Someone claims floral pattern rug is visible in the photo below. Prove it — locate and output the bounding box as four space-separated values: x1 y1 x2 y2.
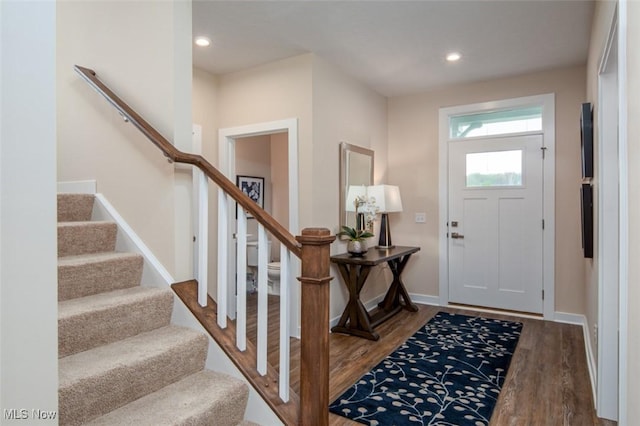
329 312 522 425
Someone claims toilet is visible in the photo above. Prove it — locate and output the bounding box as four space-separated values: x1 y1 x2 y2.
246 241 280 295
267 262 280 295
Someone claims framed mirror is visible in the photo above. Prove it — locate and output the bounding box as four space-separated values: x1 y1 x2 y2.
339 142 374 231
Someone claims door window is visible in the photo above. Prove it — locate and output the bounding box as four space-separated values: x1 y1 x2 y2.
465 149 523 187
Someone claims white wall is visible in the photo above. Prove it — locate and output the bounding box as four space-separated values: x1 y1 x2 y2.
56 1 193 276
1 1 59 420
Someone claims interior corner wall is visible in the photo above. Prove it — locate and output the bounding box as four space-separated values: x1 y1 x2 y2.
387 66 587 315
56 1 186 274
310 56 388 321
193 67 220 296
172 0 194 282
1 0 59 416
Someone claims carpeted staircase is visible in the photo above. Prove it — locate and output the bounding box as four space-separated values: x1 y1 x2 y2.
57 193 252 426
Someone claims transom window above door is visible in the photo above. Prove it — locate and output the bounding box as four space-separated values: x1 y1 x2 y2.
450 105 542 139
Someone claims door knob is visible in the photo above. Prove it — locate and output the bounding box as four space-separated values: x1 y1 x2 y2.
451 232 464 239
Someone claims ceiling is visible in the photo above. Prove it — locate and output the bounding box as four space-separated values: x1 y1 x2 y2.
192 1 595 97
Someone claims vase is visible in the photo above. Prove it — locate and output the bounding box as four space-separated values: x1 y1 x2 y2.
347 240 367 257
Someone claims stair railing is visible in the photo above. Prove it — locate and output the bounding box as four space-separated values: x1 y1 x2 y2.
75 65 335 426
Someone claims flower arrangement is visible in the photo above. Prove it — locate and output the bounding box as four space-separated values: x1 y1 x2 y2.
337 225 374 242
339 193 379 256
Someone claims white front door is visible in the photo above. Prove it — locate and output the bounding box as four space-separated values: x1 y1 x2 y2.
448 134 544 313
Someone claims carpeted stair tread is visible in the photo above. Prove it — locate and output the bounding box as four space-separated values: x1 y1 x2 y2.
59 325 208 426
58 251 143 301
59 287 174 358
58 193 95 222
58 221 117 257
85 370 249 426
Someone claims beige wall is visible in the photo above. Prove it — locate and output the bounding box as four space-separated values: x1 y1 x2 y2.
625 0 640 420
234 133 290 261
193 68 221 294
218 54 314 231
210 54 388 322
270 132 290 261
57 1 192 274
236 135 273 242
388 66 587 314
311 56 389 320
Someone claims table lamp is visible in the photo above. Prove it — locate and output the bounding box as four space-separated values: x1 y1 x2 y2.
367 185 403 248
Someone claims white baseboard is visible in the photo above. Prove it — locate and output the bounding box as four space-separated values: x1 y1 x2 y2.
57 180 96 194
409 293 441 306
555 311 597 408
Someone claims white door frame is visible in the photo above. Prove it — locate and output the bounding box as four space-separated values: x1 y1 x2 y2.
616 1 629 423
596 7 620 420
438 93 556 319
219 118 300 338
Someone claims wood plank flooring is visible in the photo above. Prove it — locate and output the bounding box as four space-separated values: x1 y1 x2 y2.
245 293 616 426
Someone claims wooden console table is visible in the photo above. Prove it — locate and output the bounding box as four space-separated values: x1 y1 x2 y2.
330 246 420 340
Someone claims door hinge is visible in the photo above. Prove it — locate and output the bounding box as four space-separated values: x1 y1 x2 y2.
542 219 545 230
541 146 547 159
542 290 545 300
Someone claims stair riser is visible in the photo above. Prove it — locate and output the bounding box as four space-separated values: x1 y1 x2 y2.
58 222 117 257
58 255 143 301
57 194 95 222
59 292 173 358
59 334 208 426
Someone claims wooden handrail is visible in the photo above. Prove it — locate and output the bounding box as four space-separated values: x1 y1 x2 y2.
74 65 302 258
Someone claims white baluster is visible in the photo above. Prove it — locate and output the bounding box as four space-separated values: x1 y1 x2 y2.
197 170 208 307
236 207 247 352
279 245 290 402
217 190 228 328
257 224 268 375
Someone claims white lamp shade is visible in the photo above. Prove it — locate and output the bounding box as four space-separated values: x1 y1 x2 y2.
367 185 403 213
345 185 368 212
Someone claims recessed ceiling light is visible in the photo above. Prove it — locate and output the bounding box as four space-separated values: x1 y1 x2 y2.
446 52 462 62
195 36 211 47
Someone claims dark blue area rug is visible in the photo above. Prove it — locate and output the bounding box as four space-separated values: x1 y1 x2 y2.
329 312 522 425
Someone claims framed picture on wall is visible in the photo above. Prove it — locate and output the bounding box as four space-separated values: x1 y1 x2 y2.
581 183 593 258
580 102 594 179
236 175 265 218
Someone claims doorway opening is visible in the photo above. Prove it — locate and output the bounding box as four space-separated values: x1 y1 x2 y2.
218 119 300 338
438 94 556 319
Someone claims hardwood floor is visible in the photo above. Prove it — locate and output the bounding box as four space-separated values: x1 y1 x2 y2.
245 293 616 426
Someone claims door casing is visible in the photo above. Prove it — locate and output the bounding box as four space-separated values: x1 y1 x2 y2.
438 94 556 319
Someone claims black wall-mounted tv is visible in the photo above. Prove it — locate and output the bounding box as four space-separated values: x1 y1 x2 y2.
581 102 594 179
